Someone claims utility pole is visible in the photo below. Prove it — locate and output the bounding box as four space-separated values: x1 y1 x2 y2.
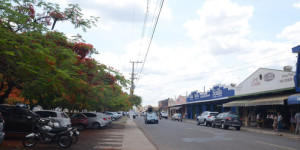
130 61 142 97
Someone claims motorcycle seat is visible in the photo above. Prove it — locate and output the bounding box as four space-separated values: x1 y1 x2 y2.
50 127 68 133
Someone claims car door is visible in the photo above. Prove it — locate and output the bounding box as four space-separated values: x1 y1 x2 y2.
214 114 223 126
200 112 207 123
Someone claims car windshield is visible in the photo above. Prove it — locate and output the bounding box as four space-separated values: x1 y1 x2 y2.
229 114 238 118
147 113 156 117
210 113 218 116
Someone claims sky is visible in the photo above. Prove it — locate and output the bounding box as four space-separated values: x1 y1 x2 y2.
49 0 300 107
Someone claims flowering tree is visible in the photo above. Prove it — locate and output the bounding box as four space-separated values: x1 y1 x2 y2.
0 0 98 33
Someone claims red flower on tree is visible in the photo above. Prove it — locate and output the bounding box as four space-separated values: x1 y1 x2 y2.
73 42 93 59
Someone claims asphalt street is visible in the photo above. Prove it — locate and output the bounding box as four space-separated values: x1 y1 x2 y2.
135 116 300 150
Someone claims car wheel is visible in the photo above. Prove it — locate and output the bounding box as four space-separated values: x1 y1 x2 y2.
221 122 225 129
236 127 241 131
77 124 85 131
197 120 200 125
92 122 100 129
212 122 215 128
204 120 207 126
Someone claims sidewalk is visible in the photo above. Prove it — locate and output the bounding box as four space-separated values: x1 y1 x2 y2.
122 117 157 150
183 119 300 139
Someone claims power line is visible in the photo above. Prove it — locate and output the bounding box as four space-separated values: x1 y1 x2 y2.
137 0 164 80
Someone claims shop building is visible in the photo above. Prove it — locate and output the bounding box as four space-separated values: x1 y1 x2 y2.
223 68 296 128
186 85 235 119
158 98 175 118
169 95 187 118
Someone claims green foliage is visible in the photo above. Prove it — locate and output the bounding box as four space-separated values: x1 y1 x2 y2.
0 0 138 112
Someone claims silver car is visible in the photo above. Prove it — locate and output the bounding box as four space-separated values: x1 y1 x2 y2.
34 110 71 127
0 113 5 144
197 111 218 126
82 112 109 129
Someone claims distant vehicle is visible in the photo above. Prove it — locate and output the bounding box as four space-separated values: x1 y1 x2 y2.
0 113 5 144
0 104 40 134
34 110 71 127
211 112 242 130
197 111 218 126
171 113 182 121
105 112 116 121
145 112 158 124
82 112 109 129
69 113 88 131
160 111 168 119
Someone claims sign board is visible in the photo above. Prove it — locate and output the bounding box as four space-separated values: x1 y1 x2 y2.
235 68 295 96
187 85 235 103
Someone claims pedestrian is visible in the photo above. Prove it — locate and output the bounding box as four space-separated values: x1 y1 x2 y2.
295 111 300 134
273 114 278 132
277 112 283 132
256 113 261 128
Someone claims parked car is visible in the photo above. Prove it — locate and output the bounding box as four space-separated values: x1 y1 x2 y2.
0 104 40 134
160 111 168 119
197 111 218 126
145 112 158 124
0 113 5 144
34 110 71 127
171 113 182 121
105 112 117 121
82 112 109 129
211 112 242 130
69 113 88 131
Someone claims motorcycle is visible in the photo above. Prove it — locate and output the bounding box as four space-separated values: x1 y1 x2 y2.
23 119 73 148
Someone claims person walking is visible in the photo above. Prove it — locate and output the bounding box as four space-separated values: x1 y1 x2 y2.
273 114 278 132
295 111 300 134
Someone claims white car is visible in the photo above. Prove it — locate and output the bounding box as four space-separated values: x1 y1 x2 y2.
34 110 71 127
197 111 219 126
82 112 109 129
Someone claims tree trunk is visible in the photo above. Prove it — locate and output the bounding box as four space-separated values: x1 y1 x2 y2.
0 79 15 104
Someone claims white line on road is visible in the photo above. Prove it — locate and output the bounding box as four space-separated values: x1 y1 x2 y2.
256 141 297 150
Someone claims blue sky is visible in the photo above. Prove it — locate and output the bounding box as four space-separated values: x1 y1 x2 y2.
50 0 300 107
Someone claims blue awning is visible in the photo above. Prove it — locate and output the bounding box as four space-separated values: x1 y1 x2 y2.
287 94 300 105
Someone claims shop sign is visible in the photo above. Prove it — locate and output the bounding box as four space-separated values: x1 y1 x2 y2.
264 73 275 81
187 85 235 102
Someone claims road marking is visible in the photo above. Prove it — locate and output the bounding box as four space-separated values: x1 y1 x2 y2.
256 141 297 150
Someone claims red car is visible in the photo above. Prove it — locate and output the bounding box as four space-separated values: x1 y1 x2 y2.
69 113 88 131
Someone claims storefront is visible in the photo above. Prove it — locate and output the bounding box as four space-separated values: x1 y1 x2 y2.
168 95 187 118
223 68 296 127
186 85 235 119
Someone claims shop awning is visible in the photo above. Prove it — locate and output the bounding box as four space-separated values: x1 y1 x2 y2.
245 95 289 106
287 94 300 105
222 100 252 107
170 106 182 110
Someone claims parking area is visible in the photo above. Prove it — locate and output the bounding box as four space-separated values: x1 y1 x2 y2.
0 119 126 150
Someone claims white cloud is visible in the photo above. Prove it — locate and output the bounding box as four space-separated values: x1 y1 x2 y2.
294 2 300 8
277 21 300 43
183 0 253 55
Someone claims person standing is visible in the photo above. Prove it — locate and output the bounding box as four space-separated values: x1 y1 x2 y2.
273 114 278 132
295 111 300 134
277 112 283 132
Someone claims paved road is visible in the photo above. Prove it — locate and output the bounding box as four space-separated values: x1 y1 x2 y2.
135 116 300 150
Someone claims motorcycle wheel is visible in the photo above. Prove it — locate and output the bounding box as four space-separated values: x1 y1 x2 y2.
23 136 38 147
57 135 72 148
72 133 78 144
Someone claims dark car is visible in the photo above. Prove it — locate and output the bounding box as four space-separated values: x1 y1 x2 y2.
69 113 88 131
211 112 242 130
0 104 40 134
